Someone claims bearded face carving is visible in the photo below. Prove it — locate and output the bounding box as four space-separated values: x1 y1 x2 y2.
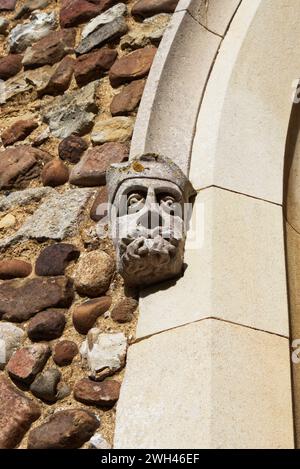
107 154 195 287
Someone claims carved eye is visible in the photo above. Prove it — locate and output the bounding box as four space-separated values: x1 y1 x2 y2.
159 194 181 216
127 192 145 214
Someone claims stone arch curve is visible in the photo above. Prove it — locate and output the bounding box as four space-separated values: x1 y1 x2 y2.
114 0 298 448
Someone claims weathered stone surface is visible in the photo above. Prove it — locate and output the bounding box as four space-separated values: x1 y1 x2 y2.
60 0 101 28
0 54 23 80
0 276 74 322
120 13 170 50
89 432 111 449
0 17 9 34
91 116 134 143
59 135 88 164
81 2 127 39
7 343 51 383
0 259 32 279
14 0 50 20
74 48 117 86
80 329 127 380
73 250 115 297
70 142 128 186
109 46 156 87
36 243 80 276
74 378 120 406
32 127 50 146
0 322 25 369
27 409 99 449
1 76 32 102
41 159 69 187
0 375 40 449
90 186 108 221
73 296 112 334
53 340 78 366
0 146 49 190
0 214 16 230
0 187 53 212
42 81 98 138
76 16 128 55
23 29 76 68
0 0 16 11
0 189 94 248
27 309 66 341
25 64 53 91
30 368 61 402
111 297 138 323
39 56 74 96
132 0 178 19
8 11 57 53
110 79 145 115
1 119 38 146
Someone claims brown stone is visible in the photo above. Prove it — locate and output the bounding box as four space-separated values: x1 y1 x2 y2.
90 186 108 222
60 0 101 28
0 276 74 322
73 296 112 334
41 159 69 187
74 48 117 86
39 56 75 96
1 119 38 147
70 142 128 186
0 375 40 449
109 46 156 87
23 29 76 68
132 0 178 19
27 409 99 449
0 0 16 10
0 146 50 190
73 250 115 297
111 79 145 115
58 135 88 164
0 259 32 279
74 378 120 407
111 297 138 323
27 309 66 341
7 343 51 384
53 340 78 366
0 54 22 80
35 243 80 276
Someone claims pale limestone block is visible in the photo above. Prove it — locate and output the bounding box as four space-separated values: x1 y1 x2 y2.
176 0 241 36
190 0 300 204
130 9 220 173
114 319 294 449
137 188 288 338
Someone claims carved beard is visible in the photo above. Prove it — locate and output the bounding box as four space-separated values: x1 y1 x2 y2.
118 229 184 286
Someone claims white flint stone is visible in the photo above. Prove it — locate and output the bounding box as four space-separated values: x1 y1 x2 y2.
89 433 111 449
0 323 25 369
82 3 127 39
8 11 57 53
80 329 127 380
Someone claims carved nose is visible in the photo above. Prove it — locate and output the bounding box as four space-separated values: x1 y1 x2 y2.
137 210 162 231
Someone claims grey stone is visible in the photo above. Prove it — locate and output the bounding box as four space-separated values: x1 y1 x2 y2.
81 3 127 39
8 11 57 53
106 154 195 286
14 0 50 20
0 187 54 212
42 81 98 138
76 16 128 55
0 323 25 369
30 368 61 402
0 17 8 35
80 329 127 380
120 13 170 50
89 433 111 449
0 189 94 249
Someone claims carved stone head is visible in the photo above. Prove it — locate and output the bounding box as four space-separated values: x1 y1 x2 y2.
106 154 196 287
